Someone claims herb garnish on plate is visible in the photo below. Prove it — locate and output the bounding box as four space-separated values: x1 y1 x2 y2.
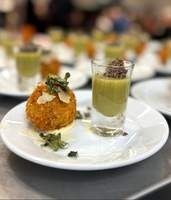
67 151 78 158
45 72 70 94
39 133 68 151
76 107 92 120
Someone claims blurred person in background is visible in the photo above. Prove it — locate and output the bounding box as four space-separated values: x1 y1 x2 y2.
25 0 49 32
96 4 131 33
25 0 100 31
47 0 113 30
0 0 15 28
158 6 171 38
123 0 171 39
1 0 170 39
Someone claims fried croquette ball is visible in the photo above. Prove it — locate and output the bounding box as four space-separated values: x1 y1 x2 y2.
26 83 76 131
41 58 60 80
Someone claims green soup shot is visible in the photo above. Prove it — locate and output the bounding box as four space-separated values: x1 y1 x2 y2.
93 75 130 117
91 59 134 136
15 43 41 91
16 44 40 77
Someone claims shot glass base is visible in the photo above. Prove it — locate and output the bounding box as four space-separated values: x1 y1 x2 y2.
91 126 124 137
17 75 39 91
91 108 125 137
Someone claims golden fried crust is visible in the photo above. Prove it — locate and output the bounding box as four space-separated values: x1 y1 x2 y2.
41 59 60 79
26 83 76 131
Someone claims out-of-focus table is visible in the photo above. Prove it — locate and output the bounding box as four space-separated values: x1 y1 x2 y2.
0 79 171 200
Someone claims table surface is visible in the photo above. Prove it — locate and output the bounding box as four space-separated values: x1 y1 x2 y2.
1 80 171 200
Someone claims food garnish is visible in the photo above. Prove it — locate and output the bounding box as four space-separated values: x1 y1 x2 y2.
76 110 83 119
58 87 70 103
87 106 91 110
39 132 68 151
84 112 91 118
123 132 128 136
76 107 91 120
20 43 39 52
45 72 71 103
37 92 56 104
46 72 70 94
104 59 127 79
109 59 124 67
67 151 78 158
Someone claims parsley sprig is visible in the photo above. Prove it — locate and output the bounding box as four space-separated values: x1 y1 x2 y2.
45 72 70 94
39 133 68 151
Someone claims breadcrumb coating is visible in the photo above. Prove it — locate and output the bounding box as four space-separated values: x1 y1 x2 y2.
26 83 76 131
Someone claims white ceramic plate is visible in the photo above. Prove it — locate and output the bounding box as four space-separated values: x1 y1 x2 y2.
53 43 75 64
132 65 155 82
131 78 171 116
146 41 161 53
0 90 169 170
156 60 171 75
33 34 52 50
0 67 88 97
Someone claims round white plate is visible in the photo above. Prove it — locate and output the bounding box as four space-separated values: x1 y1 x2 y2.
132 65 155 82
146 41 162 53
33 34 52 50
0 90 169 170
156 60 171 75
131 78 171 116
0 67 88 97
53 43 75 64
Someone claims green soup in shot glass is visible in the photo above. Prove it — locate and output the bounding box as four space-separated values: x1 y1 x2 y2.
91 59 134 136
15 43 41 91
105 43 126 60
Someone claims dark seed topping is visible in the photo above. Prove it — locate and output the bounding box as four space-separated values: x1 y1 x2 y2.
20 43 39 52
109 59 124 67
104 59 127 79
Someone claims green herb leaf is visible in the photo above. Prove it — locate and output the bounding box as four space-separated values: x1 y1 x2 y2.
45 72 70 94
67 151 78 158
123 132 128 136
39 133 68 151
75 110 83 119
64 72 70 80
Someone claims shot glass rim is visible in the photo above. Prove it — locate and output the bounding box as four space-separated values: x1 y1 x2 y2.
91 59 134 69
14 44 42 55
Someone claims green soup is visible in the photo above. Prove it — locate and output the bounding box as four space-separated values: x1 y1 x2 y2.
92 75 130 117
16 52 40 77
105 45 125 59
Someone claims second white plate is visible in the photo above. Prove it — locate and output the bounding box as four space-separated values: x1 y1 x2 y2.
131 78 171 116
0 66 88 97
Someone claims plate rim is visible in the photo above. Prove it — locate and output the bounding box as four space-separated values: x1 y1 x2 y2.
0 67 88 98
156 64 171 75
0 90 169 171
132 67 155 82
131 77 171 116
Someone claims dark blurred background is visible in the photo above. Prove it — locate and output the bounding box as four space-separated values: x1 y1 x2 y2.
0 0 170 39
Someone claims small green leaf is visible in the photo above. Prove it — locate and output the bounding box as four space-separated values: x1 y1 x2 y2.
39 132 68 151
45 72 70 94
67 151 78 158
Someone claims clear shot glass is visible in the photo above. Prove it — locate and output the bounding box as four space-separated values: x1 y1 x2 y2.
91 59 134 136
